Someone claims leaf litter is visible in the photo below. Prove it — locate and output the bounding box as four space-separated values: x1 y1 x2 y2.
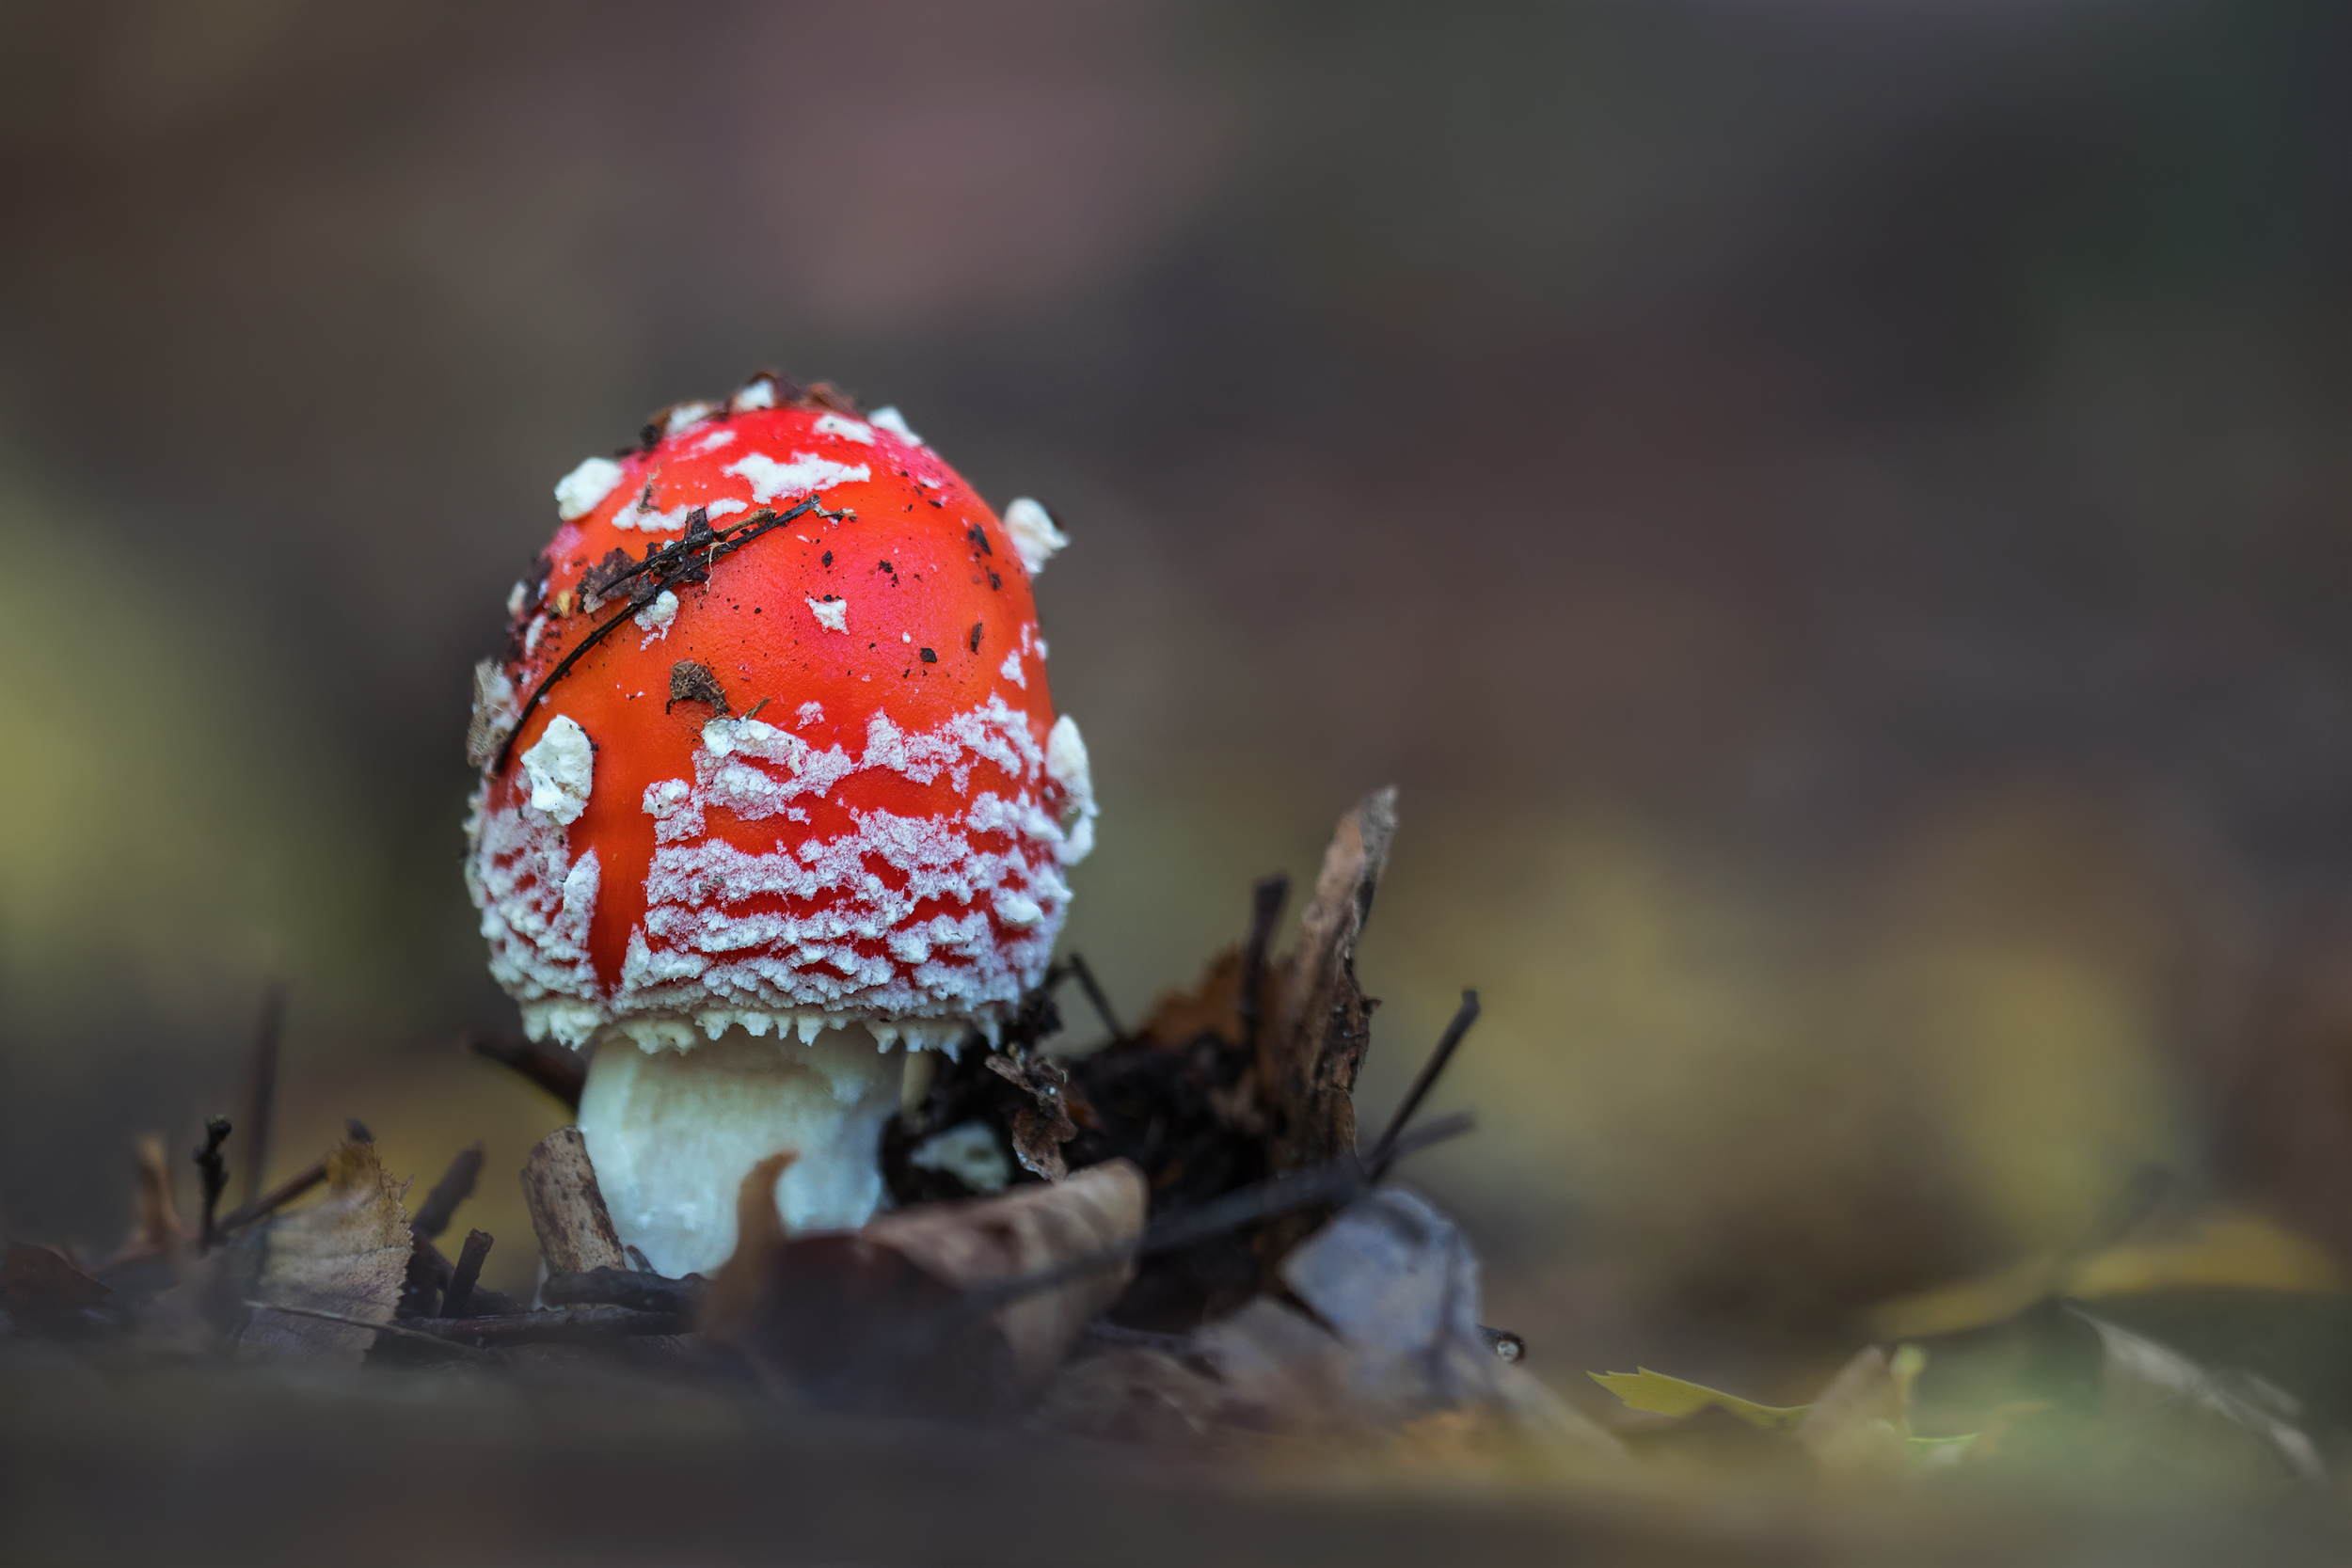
9 786 2352 1562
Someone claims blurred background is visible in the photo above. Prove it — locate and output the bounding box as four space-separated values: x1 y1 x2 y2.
3 0 2350 1381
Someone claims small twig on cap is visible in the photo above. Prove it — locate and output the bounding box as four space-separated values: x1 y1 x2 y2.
1363 990 1480 1179
412 1144 485 1242
1236 874 1290 1060
440 1230 494 1318
193 1117 231 1253
491 493 843 774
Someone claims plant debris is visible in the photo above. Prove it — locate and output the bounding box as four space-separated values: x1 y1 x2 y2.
12 779 2343 1557
665 658 730 714
520 1128 628 1277
220 1139 413 1363
490 491 849 774
708 1158 1147 1416
1 1240 114 1338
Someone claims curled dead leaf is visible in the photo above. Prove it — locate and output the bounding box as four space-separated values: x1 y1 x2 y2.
707 1158 1147 1415
1 1239 115 1338
985 1053 1078 1181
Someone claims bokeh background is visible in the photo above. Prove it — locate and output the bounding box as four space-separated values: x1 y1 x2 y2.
4 0 2350 1381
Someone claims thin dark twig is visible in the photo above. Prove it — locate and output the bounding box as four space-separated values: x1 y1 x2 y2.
1061 953 1125 1041
1236 874 1290 1058
407 1306 690 1347
241 983 285 1209
412 1144 485 1242
1364 989 1480 1177
215 1160 326 1235
543 1266 703 1316
243 1301 498 1363
193 1117 231 1253
491 494 841 773
1138 1112 1472 1262
441 1230 493 1318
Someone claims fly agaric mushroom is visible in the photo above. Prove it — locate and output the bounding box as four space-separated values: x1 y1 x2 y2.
465 375 1094 1276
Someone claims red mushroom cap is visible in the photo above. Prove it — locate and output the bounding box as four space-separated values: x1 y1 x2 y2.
465 381 1092 1051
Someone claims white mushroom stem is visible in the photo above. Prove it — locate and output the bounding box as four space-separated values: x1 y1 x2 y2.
576 1023 904 1278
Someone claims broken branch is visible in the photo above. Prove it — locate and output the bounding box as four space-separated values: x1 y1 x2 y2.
410 1305 689 1348
542 1267 703 1316
521 1128 628 1276
441 1229 493 1318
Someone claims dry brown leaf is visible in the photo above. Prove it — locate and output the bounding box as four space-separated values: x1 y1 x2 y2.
233 1139 413 1362
985 1053 1078 1180
1027 1346 1230 1447
1 1239 114 1338
1134 943 1251 1049
708 1159 1147 1415
1275 1184 1495 1418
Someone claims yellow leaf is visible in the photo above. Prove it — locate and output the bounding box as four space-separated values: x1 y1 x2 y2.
1867 1207 2344 1340
2070 1210 2344 1298
1864 1254 2059 1340
1588 1368 1808 1431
